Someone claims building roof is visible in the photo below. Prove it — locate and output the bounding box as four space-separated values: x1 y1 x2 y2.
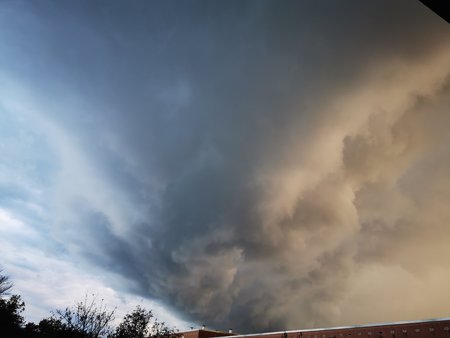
225 317 450 338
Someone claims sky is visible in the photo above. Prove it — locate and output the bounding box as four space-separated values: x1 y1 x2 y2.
1 0 450 334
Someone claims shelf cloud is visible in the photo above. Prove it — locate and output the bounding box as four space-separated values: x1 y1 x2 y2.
1 0 450 333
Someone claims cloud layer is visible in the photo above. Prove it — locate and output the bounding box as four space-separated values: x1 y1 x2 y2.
1 0 450 333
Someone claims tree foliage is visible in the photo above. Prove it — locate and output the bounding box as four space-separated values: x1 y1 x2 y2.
33 317 76 338
111 306 153 338
110 305 176 338
0 294 26 328
0 271 177 338
149 318 175 338
53 294 116 338
0 269 13 297
0 270 26 336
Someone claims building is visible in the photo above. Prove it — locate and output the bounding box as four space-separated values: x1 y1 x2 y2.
180 327 236 338
179 318 450 338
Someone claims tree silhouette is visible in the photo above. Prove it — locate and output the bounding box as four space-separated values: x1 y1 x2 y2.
0 294 26 335
149 318 175 338
111 306 153 338
51 294 116 338
110 306 176 338
0 270 13 296
0 271 177 338
0 270 26 336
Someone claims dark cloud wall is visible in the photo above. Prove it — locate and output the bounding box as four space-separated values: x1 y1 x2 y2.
1 0 450 333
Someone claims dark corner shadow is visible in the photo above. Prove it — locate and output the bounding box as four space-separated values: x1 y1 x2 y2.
419 0 450 23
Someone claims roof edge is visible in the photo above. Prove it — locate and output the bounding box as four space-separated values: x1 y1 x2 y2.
227 317 450 338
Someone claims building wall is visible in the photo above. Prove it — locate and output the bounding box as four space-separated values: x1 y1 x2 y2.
179 319 450 338
230 319 450 338
181 329 235 338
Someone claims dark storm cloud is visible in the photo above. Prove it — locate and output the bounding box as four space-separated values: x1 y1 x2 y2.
1 0 450 333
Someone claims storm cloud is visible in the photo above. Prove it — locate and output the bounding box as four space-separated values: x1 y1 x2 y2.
1 0 450 333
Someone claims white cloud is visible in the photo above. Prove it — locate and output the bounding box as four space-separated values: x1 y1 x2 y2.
0 207 191 329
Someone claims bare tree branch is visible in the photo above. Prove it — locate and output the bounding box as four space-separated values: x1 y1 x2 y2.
55 293 116 338
0 270 13 297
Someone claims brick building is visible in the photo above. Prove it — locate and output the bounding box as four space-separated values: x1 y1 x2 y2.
179 328 236 338
179 318 450 338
